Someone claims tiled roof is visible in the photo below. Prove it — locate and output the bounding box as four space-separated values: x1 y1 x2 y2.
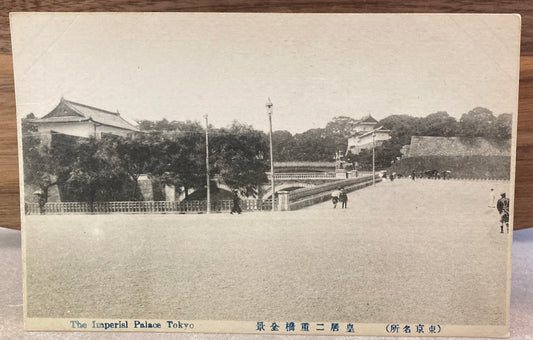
358 126 391 139
348 126 390 139
37 98 139 132
354 115 378 124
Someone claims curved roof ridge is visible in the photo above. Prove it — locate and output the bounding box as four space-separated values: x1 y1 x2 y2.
63 98 120 116
38 98 139 132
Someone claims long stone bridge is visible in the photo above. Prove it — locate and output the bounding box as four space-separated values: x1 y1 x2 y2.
168 161 371 201
260 161 372 199
155 161 374 202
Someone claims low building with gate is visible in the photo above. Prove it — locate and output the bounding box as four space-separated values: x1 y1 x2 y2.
28 97 139 142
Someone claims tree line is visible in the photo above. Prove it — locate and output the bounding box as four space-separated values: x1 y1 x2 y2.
272 107 512 170
349 107 512 170
23 106 512 204
23 119 268 204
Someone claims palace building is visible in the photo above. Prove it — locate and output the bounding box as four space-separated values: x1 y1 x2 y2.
346 115 391 155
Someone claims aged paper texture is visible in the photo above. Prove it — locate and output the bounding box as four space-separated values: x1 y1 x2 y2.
11 13 520 337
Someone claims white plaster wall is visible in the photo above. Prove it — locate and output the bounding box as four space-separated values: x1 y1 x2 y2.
96 125 133 138
347 132 391 154
37 121 95 138
358 132 390 145
357 124 374 132
37 122 133 139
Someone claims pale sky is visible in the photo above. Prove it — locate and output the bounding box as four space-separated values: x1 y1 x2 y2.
10 13 521 133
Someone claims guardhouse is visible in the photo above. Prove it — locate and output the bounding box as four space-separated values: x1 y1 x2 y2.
29 98 139 140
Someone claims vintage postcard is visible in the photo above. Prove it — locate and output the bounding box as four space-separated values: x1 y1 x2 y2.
11 13 520 336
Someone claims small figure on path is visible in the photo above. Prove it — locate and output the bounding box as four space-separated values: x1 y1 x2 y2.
411 170 416 181
488 188 496 208
331 187 341 208
230 190 242 214
339 188 348 209
35 191 46 215
496 193 510 234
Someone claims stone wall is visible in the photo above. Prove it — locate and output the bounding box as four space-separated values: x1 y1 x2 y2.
405 136 511 158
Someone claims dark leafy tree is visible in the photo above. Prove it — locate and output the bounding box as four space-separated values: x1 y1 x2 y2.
292 128 337 161
419 111 458 137
344 150 356 169
379 115 421 145
140 121 206 199
458 107 495 137
345 141 401 172
376 140 403 168
128 119 207 199
65 136 134 205
325 116 359 137
137 118 180 132
163 131 206 197
114 133 160 200
353 148 372 171
325 116 359 152
491 113 512 140
21 114 79 203
211 122 268 196
271 130 295 162
22 132 56 202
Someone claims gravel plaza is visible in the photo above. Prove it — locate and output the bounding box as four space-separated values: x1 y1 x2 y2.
24 179 511 326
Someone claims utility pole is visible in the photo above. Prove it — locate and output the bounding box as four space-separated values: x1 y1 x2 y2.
204 114 211 213
266 98 275 212
372 131 376 186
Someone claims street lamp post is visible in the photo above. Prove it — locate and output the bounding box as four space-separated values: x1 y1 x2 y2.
266 98 275 212
204 114 211 213
372 131 376 186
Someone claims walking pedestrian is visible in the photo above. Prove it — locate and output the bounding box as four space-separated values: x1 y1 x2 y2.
331 187 341 208
35 191 46 215
339 188 348 209
496 193 510 234
230 190 242 214
488 188 496 208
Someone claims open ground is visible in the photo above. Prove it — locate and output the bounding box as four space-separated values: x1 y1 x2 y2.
24 179 511 325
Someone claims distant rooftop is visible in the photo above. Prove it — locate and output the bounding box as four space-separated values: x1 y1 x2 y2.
354 115 378 125
357 126 391 139
35 98 139 132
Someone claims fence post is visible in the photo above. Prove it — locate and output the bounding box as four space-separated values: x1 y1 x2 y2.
278 191 290 211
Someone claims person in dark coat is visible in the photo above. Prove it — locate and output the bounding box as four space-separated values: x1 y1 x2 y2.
35 191 46 215
496 193 510 234
339 188 348 209
230 190 242 214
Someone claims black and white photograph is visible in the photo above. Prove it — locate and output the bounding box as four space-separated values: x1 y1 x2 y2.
10 13 520 336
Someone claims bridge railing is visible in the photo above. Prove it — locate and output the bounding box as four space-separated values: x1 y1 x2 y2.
24 198 278 215
357 171 374 177
289 175 377 201
274 161 336 168
285 175 381 210
267 172 337 180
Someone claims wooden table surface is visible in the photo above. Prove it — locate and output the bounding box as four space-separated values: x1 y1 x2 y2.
0 1 532 230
